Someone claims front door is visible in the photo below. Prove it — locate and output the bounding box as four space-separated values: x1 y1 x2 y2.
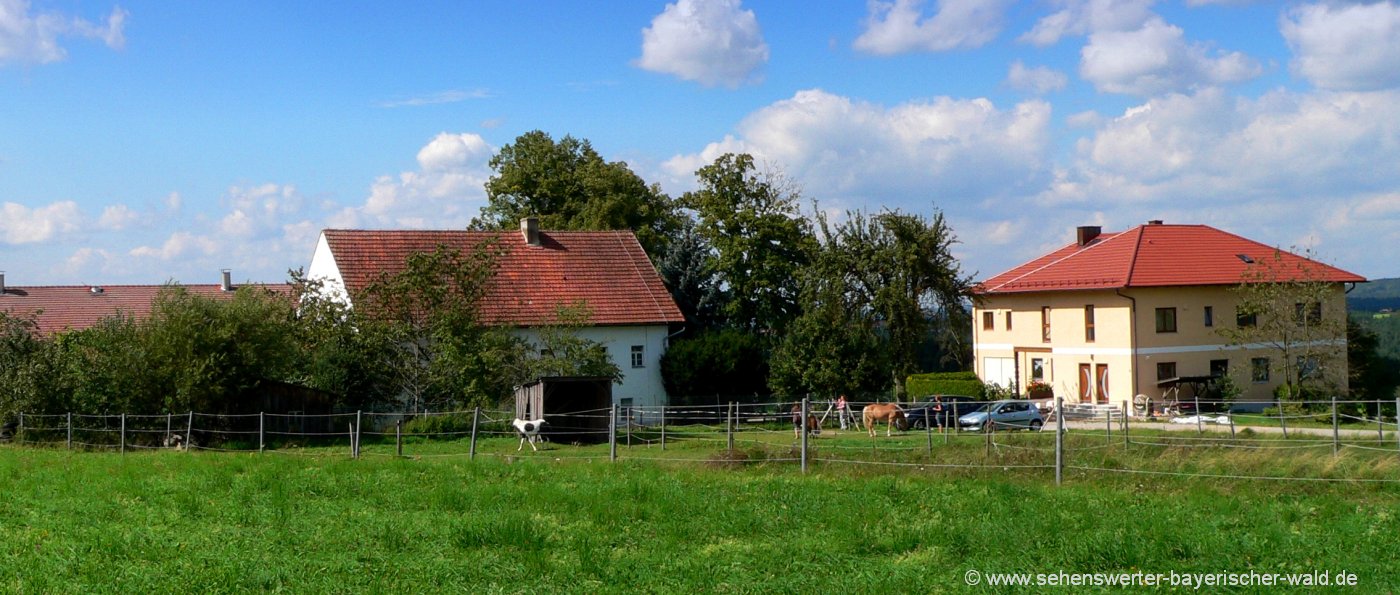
1095 364 1110 405
1079 364 1092 403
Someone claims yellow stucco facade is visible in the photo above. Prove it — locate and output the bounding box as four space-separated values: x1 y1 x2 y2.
972 284 1350 412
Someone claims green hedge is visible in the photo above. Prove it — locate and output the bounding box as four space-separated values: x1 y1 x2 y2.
906 371 985 399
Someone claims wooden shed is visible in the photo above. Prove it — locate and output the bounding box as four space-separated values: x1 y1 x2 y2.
514 376 613 443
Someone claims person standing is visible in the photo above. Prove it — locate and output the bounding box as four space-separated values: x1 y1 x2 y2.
836 395 850 430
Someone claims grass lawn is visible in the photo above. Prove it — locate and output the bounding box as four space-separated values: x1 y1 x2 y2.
3 437 1400 593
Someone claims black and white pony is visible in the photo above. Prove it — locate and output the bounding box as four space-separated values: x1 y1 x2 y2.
512 418 547 451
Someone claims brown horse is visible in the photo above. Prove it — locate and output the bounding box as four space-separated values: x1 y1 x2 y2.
791 405 820 438
862 403 908 437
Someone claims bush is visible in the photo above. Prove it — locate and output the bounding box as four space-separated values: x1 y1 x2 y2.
402 413 479 436
661 329 770 406
906 371 985 398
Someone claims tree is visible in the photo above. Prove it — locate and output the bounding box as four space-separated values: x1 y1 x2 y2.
1216 248 1350 403
655 218 726 331
659 329 770 405
795 209 974 400
361 241 507 412
476 130 680 258
1347 318 1400 408
0 311 59 421
522 303 622 383
682 154 816 333
288 269 395 409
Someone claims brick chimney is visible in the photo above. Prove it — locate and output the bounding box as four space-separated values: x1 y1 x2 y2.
521 217 541 246
1076 225 1102 246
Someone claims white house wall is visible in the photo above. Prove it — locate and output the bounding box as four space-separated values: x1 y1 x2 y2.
306 232 350 304
512 325 672 409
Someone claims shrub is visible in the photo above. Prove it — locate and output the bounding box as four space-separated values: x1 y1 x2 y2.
403 413 479 436
906 371 984 398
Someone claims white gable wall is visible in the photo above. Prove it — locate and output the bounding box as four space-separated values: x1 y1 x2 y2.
512 325 672 409
306 232 351 305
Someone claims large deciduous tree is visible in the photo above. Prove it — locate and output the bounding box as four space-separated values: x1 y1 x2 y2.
476 130 680 258
771 209 974 400
682 153 815 334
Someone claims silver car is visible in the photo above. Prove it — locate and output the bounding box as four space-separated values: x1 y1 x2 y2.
958 399 1044 432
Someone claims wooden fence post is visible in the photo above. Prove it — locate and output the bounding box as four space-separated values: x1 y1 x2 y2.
120 413 126 455
1278 400 1289 438
626 407 632 449
609 403 618 462
1194 396 1203 435
800 398 809 474
166 413 172 445
660 407 667 451
1122 402 1129 449
259 412 265 453
355 410 362 459
66 412 72 450
1054 396 1063 486
469 407 480 461
726 402 734 454
1332 397 1339 456
16 413 22 445
396 419 403 457
925 411 933 457
186 411 194 453
1377 400 1384 443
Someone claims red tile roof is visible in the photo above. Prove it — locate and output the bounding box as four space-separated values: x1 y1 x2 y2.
322 229 685 327
0 284 293 335
978 223 1365 294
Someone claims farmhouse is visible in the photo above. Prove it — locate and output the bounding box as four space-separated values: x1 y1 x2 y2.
972 221 1365 412
0 270 290 335
306 219 685 409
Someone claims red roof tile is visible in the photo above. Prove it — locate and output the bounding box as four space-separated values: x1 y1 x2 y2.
0 284 293 335
322 229 685 327
978 223 1365 294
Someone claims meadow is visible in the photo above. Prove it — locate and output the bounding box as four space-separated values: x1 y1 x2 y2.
3 425 1400 593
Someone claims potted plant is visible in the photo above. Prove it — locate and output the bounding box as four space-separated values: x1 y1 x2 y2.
1026 380 1053 399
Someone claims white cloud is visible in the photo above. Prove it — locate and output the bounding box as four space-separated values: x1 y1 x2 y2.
129 231 219 261
1080 18 1259 95
1281 2 1400 92
1019 0 1156 47
635 0 768 88
1032 88 1400 272
0 200 81 243
854 0 1011 55
665 89 1052 211
0 0 127 66
1006 61 1068 94
96 204 139 230
334 132 495 228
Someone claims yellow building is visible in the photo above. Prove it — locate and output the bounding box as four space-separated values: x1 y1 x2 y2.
972 222 1365 412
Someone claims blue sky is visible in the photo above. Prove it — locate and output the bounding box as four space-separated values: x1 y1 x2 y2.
3 0 1400 286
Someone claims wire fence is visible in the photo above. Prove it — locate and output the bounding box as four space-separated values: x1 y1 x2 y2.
7 397 1400 485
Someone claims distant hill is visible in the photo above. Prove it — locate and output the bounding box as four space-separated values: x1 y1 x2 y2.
1349 277 1400 313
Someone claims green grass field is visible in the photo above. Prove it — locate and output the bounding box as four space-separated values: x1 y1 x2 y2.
3 429 1400 593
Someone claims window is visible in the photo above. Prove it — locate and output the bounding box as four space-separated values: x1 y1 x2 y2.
983 311 995 331
1251 357 1270 383
1237 309 1257 328
1295 302 1323 327
1210 359 1229 377
1005 311 1012 331
1031 358 1045 382
1156 362 1177 381
1155 307 1177 333
1204 306 1214 328
630 345 645 368
1297 356 1321 380
1084 305 1096 342
1041 307 1051 342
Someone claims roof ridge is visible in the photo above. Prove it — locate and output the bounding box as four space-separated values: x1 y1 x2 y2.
985 229 1129 292
1124 225 1145 285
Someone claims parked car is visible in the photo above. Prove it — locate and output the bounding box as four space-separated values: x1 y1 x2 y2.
905 396 985 430
958 400 1044 432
